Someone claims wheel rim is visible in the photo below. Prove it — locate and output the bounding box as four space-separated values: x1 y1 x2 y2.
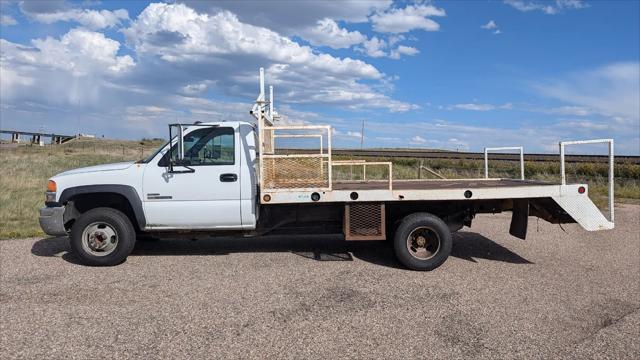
406 226 441 260
81 222 119 257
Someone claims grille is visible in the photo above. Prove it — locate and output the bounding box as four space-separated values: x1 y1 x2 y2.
262 156 329 189
344 203 386 240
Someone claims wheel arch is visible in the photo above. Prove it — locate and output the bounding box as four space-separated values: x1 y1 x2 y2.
59 185 146 230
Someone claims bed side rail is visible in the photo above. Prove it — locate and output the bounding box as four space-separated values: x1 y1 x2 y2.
484 146 525 180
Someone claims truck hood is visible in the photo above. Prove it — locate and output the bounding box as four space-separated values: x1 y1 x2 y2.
55 161 136 177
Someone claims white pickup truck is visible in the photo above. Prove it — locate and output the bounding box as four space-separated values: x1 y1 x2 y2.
39 69 615 270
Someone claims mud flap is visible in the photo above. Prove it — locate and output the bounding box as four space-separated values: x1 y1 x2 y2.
509 199 529 239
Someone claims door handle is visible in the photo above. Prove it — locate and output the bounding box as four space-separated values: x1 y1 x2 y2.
220 173 238 182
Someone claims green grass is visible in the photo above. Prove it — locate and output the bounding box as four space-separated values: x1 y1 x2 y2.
0 140 637 239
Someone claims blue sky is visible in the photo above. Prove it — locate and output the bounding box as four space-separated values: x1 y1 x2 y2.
1 0 638 154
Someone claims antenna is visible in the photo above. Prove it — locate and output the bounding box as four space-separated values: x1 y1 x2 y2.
269 85 274 119
259 67 265 103
250 67 280 125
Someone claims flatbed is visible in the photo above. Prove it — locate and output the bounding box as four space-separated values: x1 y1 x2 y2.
38 67 617 271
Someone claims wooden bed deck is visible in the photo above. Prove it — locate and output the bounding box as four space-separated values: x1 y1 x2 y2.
333 179 555 191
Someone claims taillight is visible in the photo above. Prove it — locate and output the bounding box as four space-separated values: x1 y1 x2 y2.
578 186 586 194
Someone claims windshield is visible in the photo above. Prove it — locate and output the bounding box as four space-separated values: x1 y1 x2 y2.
137 136 175 164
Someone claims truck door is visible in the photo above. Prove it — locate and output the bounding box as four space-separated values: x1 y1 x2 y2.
142 125 242 229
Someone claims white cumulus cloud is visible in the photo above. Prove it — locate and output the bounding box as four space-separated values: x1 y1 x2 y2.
23 7 129 30
124 3 380 80
360 36 388 58
1 14 18 26
300 18 366 49
371 3 446 33
389 45 420 59
481 20 498 29
121 3 416 113
504 0 588 15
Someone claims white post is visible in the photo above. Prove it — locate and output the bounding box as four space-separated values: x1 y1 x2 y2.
269 85 274 120
519 148 525 180
609 141 615 222
560 142 566 185
328 127 332 190
258 67 265 114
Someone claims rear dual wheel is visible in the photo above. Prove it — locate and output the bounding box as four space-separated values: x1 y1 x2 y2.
393 213 452 271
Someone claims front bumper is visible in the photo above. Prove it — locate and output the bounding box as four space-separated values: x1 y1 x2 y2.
39 206 68 236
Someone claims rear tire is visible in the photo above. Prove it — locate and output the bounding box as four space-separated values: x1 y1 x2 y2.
393 212 452 271
70 207 136 266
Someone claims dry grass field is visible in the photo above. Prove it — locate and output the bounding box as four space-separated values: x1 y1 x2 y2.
0 138 638 239
0 138 163 239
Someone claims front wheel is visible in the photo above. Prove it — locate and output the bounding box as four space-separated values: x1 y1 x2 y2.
70 207 136 266
393 213 452 271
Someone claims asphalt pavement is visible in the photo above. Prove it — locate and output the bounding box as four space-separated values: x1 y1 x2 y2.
1 205 638 359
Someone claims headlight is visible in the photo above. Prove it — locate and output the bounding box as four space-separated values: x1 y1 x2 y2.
45 192 56 202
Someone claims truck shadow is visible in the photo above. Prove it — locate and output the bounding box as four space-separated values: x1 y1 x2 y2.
31 231 531 268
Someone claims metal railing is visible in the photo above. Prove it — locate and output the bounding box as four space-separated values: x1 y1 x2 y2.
560 139 614 222
484 146 525 180
332 160 393 190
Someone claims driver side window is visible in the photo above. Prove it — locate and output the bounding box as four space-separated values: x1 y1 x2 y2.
159 127 235 166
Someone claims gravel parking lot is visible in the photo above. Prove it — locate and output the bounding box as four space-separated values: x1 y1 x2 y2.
1 205 638 359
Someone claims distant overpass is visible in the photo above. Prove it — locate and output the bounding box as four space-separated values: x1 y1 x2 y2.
0 129 76 144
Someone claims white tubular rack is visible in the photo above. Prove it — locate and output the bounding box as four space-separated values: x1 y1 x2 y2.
251 68 332 191
560 139 614 222
484 146 525 180
332 160 393 190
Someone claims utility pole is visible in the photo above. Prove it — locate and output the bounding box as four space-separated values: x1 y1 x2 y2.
360 119 365 150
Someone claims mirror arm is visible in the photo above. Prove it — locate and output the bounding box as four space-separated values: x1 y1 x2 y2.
168 159 195 174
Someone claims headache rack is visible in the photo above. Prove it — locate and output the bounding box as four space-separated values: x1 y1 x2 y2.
251 68 392 195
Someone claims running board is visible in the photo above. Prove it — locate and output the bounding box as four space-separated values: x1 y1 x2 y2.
552 196 614 231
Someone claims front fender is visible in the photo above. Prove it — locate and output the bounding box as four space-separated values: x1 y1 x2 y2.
58 185 146 229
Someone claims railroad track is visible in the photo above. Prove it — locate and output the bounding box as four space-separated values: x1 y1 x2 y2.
282 149 640 164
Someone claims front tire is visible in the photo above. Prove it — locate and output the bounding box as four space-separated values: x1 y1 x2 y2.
393 212 452 271
70 207 136 266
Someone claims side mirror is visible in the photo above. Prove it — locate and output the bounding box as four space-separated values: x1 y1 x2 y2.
168 124 194 173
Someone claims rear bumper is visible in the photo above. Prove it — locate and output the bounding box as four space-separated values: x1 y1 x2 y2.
39 206 67 236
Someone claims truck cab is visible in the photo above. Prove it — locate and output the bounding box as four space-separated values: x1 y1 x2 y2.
41 121 259 230
140 122 258 230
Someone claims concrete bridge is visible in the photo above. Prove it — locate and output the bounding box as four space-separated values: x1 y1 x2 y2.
0 129 76 145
